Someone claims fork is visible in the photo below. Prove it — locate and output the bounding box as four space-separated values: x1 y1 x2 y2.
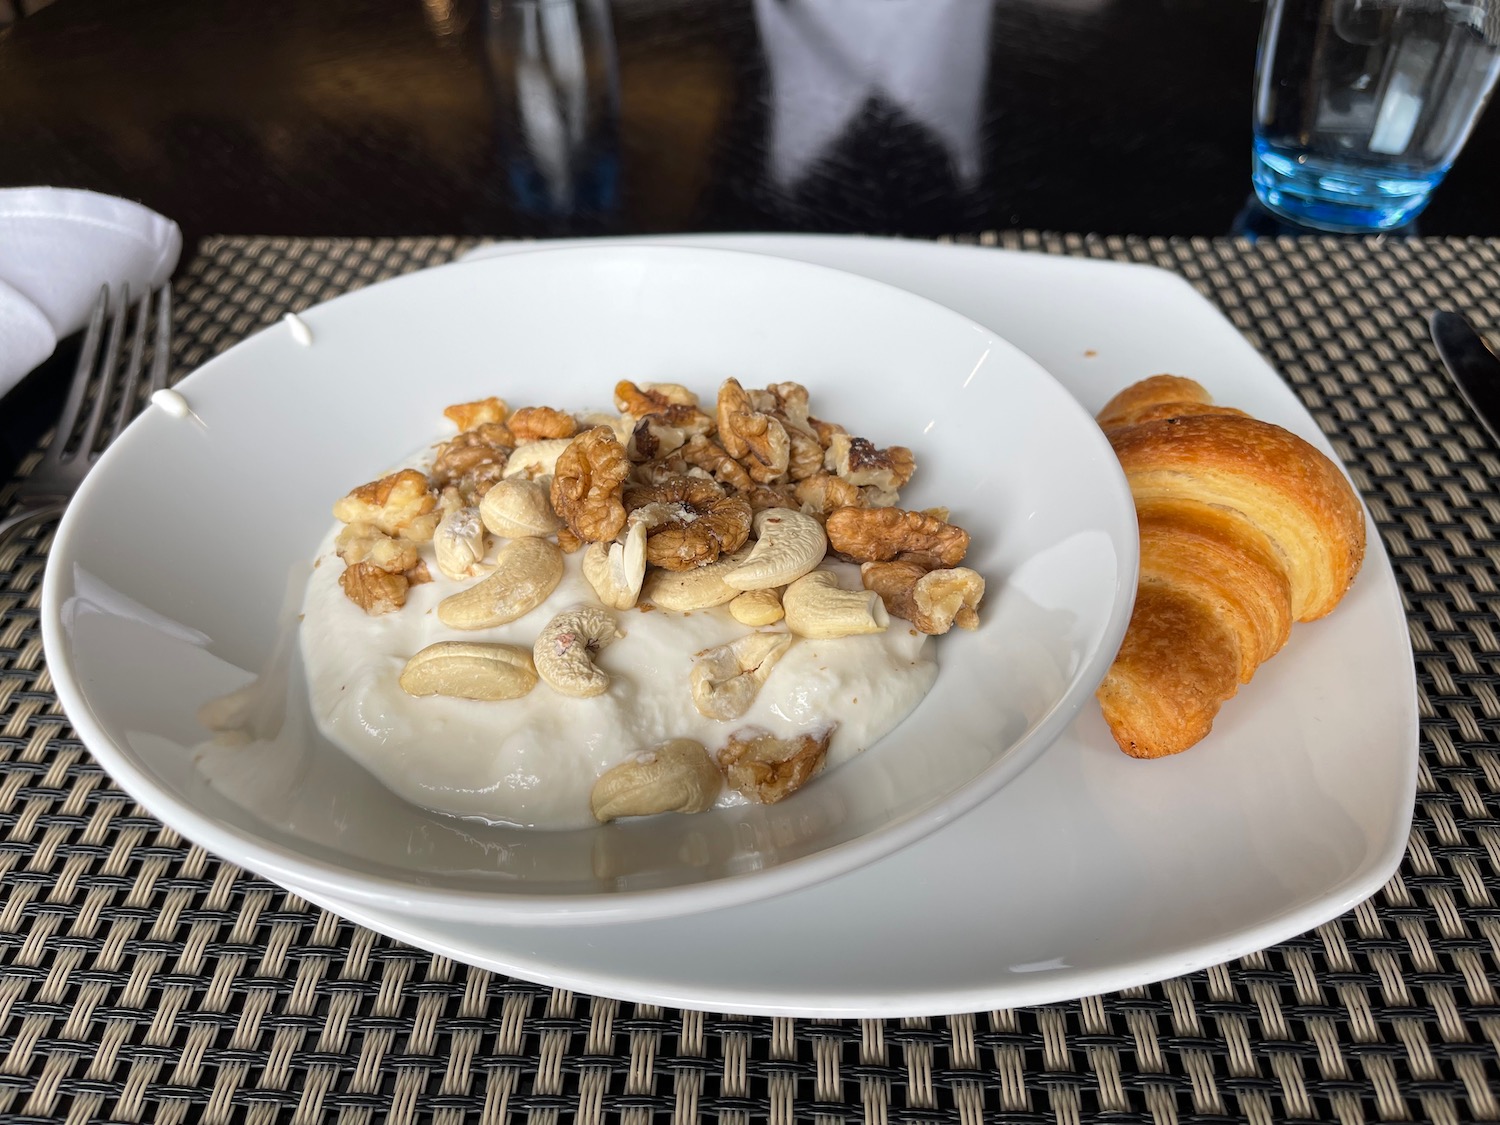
0 283 172 543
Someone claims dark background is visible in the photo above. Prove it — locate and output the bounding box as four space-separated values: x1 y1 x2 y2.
2 0 1498 245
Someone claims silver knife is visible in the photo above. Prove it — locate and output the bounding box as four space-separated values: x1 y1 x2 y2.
1430 310 1500 446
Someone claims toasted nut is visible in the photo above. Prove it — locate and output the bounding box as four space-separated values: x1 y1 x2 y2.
862 562 985 634
765 381 813 426
794 472 863 518
624 476 753 571
336 522 421 573
339 562 409 615
403 508 442 543
551 427 631 543
717 378 791 482
782 570 889 638
333 470 437 535
786 428 825 481
533 606 621 698
480 478 564 539
825 506 970 567
717 725 835 804
729 588 784 626
501 437 575 481
640 544 754 612
760 384 823 480
582 521 648 610
590 738 721 822
824 433 916 491
444 397 508 431
745 387 777 412
809 416 846 448
508 406 578 442
628 415 687 462
634 456 712 488
724 508 827 591
432 423 515 500
399 642 538 700
437 537 564 628
640 381 699 407
433 505 489 580
575 411 636 444
614 381 713 433
690 632 794 721
680 433 755 492
859 485 902 509
741 482 801 513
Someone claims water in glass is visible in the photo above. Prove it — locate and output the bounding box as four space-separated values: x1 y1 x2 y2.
1253 0 1500 231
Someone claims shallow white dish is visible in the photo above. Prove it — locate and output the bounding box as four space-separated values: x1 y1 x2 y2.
277 234 1419 1016
40 244 1137 926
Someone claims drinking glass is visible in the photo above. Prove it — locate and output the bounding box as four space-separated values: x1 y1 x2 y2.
486 0 621 231
1252 0 1500 231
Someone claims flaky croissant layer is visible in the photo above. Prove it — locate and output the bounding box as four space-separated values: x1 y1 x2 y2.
1095 376 1366 759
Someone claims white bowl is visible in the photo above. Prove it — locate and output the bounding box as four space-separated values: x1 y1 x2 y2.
40 245 1137 925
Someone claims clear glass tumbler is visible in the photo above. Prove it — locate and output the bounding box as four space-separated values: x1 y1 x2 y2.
486 0 621 231
1252 0 1500 232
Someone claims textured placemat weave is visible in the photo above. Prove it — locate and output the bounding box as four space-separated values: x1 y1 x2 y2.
2 233 1498 1124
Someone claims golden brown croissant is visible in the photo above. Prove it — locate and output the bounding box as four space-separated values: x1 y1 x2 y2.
1095 375 1366 758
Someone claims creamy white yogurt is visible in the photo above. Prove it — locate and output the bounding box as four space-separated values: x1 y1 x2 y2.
300 526 937 830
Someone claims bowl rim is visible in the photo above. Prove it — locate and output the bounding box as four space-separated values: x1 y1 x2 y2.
39 243 1139 924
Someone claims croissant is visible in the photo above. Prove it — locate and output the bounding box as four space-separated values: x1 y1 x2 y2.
1095 375 1366 758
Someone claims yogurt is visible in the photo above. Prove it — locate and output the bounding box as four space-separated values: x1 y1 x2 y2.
300 527 938 830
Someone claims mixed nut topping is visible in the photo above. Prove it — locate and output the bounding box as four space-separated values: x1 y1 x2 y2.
326 379 985 821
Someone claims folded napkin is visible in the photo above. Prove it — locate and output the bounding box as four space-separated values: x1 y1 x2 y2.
0 187 182 398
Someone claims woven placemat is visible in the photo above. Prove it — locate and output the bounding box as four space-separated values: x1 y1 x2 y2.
2 233 1498 1124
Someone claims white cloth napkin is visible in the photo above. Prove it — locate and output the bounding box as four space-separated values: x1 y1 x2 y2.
0 187 182 398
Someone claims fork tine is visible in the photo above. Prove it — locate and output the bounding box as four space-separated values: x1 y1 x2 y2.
46 286 109 462
104 287 153 450
147 286 172 395
77 283 131 458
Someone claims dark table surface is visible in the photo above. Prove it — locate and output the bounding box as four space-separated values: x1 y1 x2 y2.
3 0 1499 248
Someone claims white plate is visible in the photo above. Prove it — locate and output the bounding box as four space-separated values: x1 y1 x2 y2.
279 235 1418 1016
40 244 1137 926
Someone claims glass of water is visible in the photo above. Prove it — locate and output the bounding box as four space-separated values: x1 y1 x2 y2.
1252 0 1500 232
485 0 622 233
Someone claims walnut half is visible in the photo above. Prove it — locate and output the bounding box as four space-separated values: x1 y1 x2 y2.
825 506 970 568
717 725 836 804
332 469 436 536
339 562 409 615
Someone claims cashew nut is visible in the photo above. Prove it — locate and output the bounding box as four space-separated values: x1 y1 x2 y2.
582 521 647 610
729 588 784 626
590 738 722 822
479 477 564 539
533 605 622 698
690 632 793 721
501 437 575 481
639 544 754 612
782 570 889 638
724 507 827 591
575 411 636 444
437 536 564 629
433 504 490 580
399 642 538 700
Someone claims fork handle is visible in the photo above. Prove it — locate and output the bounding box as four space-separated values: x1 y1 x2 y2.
0 503 67 546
